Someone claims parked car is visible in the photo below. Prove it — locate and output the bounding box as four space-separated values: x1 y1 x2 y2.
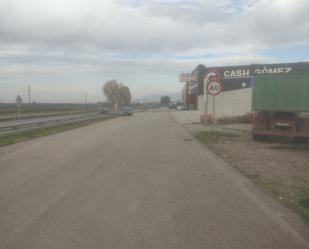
168 103 177 109
177 105 183 111
177 105 188 111
122 106 133 116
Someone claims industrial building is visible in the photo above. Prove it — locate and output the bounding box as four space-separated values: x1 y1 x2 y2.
180 62 309 118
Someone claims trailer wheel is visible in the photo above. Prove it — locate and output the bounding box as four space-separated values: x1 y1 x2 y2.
293 137 309 144
252 134 266 141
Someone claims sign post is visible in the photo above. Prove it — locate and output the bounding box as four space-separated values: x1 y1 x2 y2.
203 78 208 117
206 78 223 123
179 73 197 109
204 69 221 122
213 95 215 121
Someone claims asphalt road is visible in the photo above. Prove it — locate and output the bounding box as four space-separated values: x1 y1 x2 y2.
0 111 308 249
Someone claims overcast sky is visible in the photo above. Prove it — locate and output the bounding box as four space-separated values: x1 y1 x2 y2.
0 0 309 103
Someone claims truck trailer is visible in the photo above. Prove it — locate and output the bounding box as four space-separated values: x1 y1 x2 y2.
252 74 309 141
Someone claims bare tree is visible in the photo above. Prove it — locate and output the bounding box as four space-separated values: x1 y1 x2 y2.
103 80 131 110
103 80 120 110
119 85 131 106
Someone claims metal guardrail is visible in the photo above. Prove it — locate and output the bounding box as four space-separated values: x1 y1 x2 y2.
0 113 120 137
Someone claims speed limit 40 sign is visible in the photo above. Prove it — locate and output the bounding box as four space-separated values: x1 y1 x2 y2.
207 81 223 96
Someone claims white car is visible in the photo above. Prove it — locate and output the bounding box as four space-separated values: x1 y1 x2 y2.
177 105 185 111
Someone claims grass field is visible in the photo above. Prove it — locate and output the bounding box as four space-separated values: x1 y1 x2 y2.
194 130 240 143
0 110 93 121
0 103 99 121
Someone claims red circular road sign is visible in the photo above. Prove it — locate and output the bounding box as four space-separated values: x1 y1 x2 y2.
207 81 223 96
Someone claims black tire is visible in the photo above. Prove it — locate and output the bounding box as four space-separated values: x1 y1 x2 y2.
293 137 309 144
253 134 266 141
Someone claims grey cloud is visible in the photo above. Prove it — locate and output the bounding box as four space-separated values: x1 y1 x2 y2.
142 0 239 25
0 0 309 102
1 0 308 57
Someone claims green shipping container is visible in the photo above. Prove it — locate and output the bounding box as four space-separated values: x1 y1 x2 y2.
252 74 309 112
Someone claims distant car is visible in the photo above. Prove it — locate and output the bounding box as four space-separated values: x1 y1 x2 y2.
177 105 185 111
99 108 109 114
122 106 133 116
169 103 177 109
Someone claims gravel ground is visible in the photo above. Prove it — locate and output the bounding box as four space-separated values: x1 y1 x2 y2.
182 120 309 223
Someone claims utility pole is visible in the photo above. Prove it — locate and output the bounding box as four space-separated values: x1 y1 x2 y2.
28 85 31 104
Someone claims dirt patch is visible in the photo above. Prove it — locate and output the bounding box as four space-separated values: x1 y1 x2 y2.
191 124 309 222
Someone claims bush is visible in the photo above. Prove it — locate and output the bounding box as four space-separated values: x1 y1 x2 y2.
217 113 254 124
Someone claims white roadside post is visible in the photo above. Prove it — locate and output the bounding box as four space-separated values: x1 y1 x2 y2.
16 95 22 120
206 80 223 125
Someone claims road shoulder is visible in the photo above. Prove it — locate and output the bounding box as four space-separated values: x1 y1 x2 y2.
170 111 309 244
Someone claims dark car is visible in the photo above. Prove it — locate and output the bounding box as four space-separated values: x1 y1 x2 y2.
99 107 109 114
122 106 133 116
168 103 177 109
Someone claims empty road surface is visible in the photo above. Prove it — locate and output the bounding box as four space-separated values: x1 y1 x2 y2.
0 111 308 249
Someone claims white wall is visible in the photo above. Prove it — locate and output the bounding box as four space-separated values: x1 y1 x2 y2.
197 95 206 114
197 88 252 118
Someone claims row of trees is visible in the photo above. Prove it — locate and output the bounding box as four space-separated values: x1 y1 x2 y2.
103 80 131 110
160 95 171 106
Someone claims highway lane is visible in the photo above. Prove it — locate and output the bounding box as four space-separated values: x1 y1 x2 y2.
0 111 308 249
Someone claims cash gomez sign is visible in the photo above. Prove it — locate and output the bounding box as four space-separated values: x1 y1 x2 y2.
205 69 223 96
